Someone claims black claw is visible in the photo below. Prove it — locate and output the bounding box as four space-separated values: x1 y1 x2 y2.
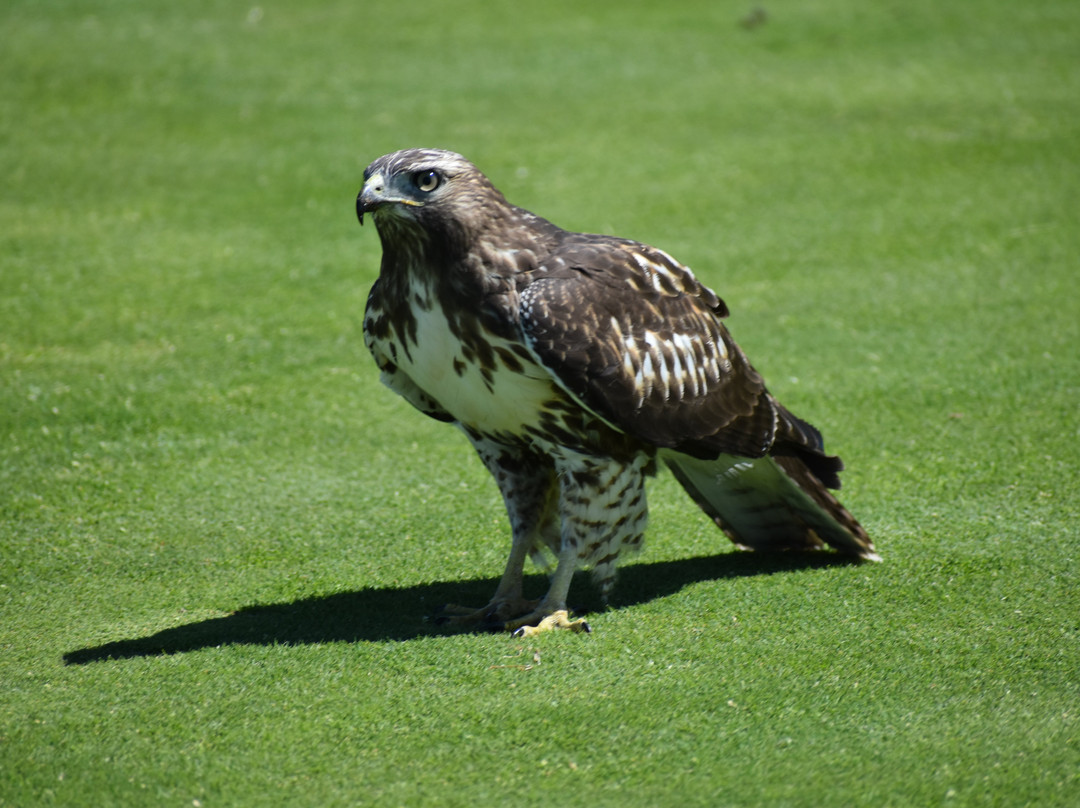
430 604 457 625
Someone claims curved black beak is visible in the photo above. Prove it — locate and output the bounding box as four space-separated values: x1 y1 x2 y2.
356 187 373 225
356 181 384 226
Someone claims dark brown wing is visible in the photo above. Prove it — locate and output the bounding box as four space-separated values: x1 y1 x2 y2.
519 234 785 461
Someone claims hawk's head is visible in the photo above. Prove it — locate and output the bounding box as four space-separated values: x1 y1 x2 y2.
356 148 509 248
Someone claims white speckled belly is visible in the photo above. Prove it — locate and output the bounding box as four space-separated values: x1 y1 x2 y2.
394 302 557 435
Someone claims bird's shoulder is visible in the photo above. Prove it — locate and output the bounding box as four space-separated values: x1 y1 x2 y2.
506 229 779 458
526 231 726 315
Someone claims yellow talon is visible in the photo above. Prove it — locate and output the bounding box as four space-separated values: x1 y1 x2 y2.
510 609 591 637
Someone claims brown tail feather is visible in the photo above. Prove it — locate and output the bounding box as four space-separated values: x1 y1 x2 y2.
662 450 878 560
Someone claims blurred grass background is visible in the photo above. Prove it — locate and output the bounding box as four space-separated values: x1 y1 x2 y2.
2 1 1078 805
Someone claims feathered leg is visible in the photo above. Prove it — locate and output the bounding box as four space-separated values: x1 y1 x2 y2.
443 441 650 634
440 438 559 628
506 449 650 636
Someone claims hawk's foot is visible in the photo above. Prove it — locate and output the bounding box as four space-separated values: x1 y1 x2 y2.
508 609 591 637
437 597 540 630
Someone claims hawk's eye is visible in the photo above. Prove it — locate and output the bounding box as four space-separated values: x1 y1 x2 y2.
414 170 440 193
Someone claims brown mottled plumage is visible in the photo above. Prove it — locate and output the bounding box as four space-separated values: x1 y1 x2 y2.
356 148 876 635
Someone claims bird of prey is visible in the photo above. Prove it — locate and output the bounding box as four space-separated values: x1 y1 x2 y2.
356 148 876 636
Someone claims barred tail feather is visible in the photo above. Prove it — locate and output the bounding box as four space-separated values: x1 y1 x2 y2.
662 450 878 560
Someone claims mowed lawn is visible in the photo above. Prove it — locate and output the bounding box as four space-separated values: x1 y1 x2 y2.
2 0 1077 805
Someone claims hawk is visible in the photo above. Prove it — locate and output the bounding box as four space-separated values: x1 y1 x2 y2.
357 148 876 636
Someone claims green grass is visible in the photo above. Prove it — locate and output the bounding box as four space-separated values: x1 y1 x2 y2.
2 0 1078 805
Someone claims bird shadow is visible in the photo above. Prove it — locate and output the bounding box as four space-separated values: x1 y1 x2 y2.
63 551 859 665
